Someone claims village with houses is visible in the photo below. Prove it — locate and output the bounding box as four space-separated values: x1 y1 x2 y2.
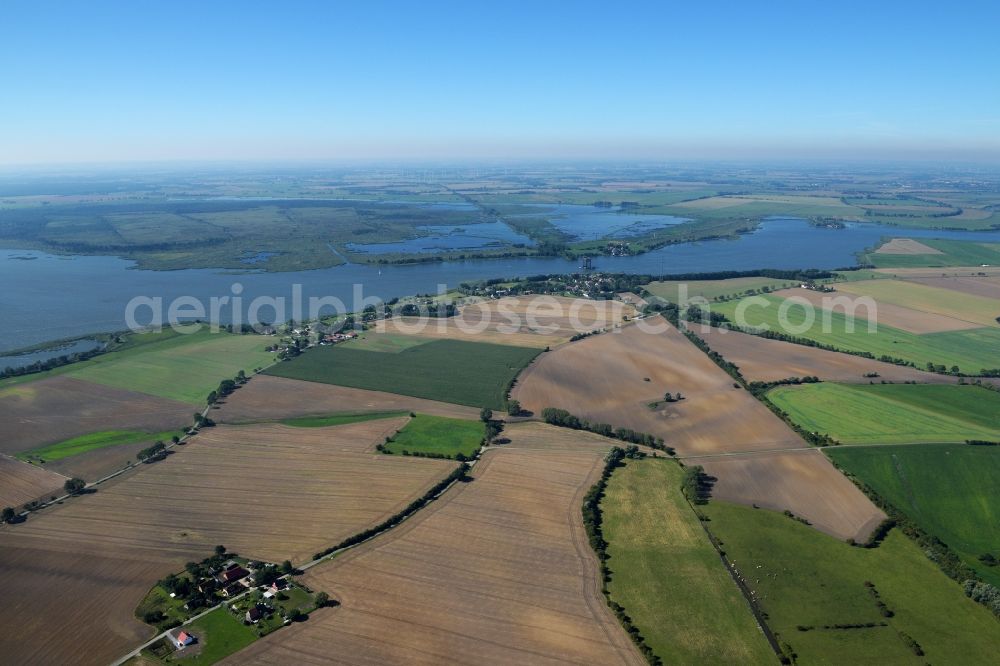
138 549 328 663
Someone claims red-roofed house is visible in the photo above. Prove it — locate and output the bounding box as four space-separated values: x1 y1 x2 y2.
218 564 249 584
174 631 196 648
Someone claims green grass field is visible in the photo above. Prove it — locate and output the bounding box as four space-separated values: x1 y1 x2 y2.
867 239 1000 268
828 444 1000 587
16 429 178 463
602 459 773 664
339 332 433 353
702 501 1000 664
266 339 539 409
175 607 257 663
64 329 274 405
714 294 1000 373
280 411 407 428
644 276 795 303
768 383 1000 445
384 414 482 458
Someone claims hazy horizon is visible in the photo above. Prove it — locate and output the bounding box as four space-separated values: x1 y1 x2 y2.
2 0 998 165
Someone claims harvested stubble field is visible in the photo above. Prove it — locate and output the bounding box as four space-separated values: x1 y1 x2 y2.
873 238 944 254
0 375 192 455
644 276 795 303
901 274 1000 299
771 286 980 333
833 279 1000 329
512 319 803 455
0 418 455 666
375 295 635 348
697 449 886 542
0 454 66 507
215 374 481 423
693 326 957 384
713 294 1000 373
225 422 643 665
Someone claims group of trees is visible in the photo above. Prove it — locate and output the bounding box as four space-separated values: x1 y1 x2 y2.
680 465 712 504
137 440 168 462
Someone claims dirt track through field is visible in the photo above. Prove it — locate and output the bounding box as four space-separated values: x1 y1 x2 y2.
513 320 803 456
224 422 643 666
693 326 958 384
0 418 454 666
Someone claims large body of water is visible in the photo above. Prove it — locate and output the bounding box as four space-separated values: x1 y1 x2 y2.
2 217 999 354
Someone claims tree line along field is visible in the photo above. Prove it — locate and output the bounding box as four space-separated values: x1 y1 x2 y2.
712 294 1000 374
768 383 1000 445
828 443 1000 587
601 458 774 664
701 501 1000 664
0 417 457 665
866 238 1000 268
226 422 645 665
266 338 539 409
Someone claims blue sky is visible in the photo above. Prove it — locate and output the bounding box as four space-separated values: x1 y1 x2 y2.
1 1 998 164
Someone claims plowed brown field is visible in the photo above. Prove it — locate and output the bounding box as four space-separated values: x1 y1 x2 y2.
512 320 802 455
0 376 191 454
224 422 643 666
693 326 957 384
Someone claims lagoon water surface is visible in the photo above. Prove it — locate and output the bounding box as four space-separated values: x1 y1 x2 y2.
2 217 999 353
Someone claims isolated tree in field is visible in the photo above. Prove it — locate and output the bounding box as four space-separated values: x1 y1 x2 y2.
314 591 330 607
287 608 305 622
280 559 294 574
507 399 521 416
172 435 180 444
480 407 493 422
1 506 15 523
64 478 85 495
